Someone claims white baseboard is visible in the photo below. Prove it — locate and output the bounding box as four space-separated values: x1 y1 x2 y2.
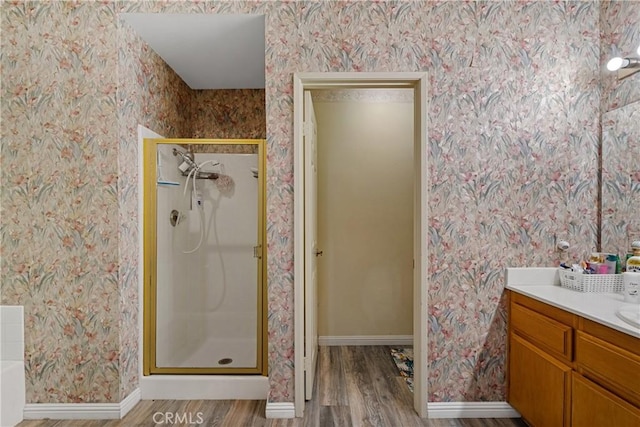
120 388 141 418
265 402 295 419
318 335 413 346
427 401 520 419
23 388 141 420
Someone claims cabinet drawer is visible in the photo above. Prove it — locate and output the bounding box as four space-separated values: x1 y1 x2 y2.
511 302 573 362
572 372 640 427
575 331 640 407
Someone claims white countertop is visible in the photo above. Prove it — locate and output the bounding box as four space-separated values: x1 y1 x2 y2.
506 268 640 339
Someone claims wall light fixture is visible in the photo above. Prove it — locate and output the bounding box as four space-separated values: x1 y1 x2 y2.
607 43 640 80
606 56 640 71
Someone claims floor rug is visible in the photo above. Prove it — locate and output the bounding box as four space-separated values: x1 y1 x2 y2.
390 347 413 392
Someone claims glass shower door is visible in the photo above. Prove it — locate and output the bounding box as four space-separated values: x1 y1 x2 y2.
143 139 266 375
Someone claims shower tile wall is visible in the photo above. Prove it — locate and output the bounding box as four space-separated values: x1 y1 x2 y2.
155 144 193 368
155 150 260 370
1 0 638 406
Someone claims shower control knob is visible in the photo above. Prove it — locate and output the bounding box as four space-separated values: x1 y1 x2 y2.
170 210 182 227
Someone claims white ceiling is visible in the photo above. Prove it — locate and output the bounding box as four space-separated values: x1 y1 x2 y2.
121 13 265 90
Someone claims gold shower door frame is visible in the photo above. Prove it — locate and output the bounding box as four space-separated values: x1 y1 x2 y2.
143 138 267 375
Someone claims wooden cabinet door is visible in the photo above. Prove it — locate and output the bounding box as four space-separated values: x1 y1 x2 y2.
575 330 640 408
572 372 640 427
509 334 571 427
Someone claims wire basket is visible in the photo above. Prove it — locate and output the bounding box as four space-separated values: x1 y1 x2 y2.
558 269 624 293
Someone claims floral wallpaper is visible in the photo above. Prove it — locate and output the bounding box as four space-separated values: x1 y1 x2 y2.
190 144 259 155
191 89 266 139
311 88 413 104
1 1 121 403
1 0 638 408
117 9 196 400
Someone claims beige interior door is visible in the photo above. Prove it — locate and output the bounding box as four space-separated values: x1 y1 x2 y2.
304 90 319 400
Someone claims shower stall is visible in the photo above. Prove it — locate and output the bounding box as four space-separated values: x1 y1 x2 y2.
143 139 266 376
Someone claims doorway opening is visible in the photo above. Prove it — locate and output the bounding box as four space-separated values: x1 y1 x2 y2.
313 88 415 349
293 72 429 418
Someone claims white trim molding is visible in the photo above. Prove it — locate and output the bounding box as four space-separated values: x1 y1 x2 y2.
23 388 141 420
318 335 413 346
120 388 141 418
265 402 295 419
427 402 520 419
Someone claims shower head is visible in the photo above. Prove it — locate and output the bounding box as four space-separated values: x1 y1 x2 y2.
173 149 197 173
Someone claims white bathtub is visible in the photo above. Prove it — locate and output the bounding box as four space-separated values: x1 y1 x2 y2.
1 361 25 427
1 305 25 427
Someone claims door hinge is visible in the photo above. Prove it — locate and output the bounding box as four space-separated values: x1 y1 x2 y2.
253 245 262 259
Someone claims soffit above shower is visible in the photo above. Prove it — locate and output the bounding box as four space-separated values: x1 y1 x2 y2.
121 13 265 90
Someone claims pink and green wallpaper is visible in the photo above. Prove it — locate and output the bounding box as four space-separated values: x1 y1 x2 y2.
1 1 122 403
191 89 266 139
1 0 638 406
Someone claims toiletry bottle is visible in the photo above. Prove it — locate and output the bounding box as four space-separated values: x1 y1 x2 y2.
605 254 617 274
626 241 640 273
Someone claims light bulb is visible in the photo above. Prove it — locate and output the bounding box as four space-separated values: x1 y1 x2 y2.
607 57 627 71
637 44 640 56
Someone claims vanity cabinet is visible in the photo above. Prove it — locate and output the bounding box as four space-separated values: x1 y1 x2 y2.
571 373 640 427
509 334 571 427
508 291 640 427
508 292 575 427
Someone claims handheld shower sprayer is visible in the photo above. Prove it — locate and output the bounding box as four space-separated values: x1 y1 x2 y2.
171 148 220 254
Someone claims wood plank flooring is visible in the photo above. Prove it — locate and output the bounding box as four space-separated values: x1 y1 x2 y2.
17 346 527 427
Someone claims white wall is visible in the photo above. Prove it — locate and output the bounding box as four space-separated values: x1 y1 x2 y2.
314 92 414 337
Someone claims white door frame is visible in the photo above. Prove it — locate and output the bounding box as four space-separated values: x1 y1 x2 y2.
293 72 429 418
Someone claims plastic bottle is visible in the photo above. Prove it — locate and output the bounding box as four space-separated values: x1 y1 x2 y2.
605 254 617 274
623 242 640 303
626 241 640 273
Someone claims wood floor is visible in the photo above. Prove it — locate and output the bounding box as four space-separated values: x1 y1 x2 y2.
17 346 527 427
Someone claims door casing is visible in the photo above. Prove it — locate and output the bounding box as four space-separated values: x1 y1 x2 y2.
293 72 429 418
